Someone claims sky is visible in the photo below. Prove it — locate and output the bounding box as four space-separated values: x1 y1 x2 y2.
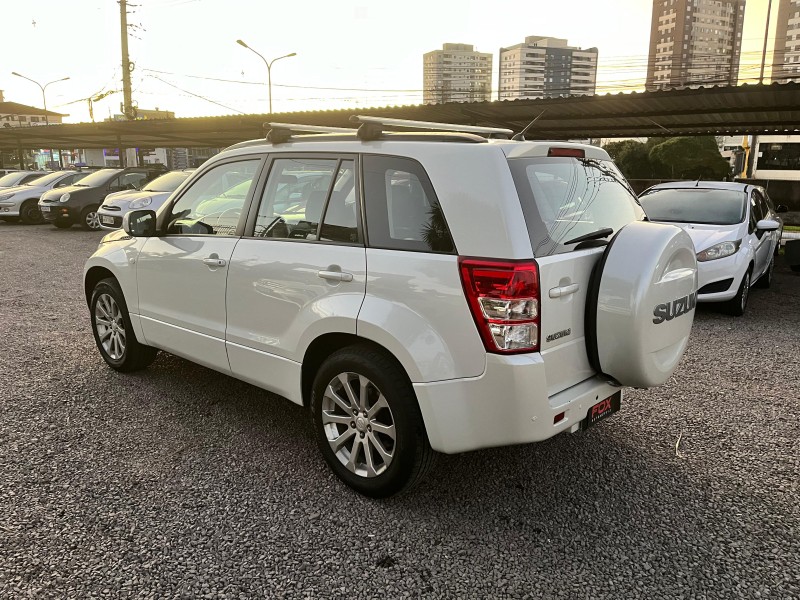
0 0 776 123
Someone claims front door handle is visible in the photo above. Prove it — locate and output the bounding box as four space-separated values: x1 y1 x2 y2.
549 283 580 298
318 270 353 282
203 257 226 268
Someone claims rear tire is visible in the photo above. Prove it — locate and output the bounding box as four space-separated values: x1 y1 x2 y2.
19 199 44 225
81 205 101 230
90 278 158 372
311 345 434 498
724 269 750 316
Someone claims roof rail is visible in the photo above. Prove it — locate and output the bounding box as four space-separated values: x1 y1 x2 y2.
266 122 357 144
350 115 514 141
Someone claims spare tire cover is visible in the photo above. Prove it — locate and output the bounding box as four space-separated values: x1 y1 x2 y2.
587 221 697 388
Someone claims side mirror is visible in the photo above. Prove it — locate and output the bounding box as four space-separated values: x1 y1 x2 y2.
756 219 780 232
123 209 157 237
776 204 789 213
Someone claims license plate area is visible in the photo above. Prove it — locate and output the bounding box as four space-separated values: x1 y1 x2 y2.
101 215 115 224
40 205 50 212
581 391 621 430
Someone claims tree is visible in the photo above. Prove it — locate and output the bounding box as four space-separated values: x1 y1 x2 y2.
603 139 653 179
647 137 730 180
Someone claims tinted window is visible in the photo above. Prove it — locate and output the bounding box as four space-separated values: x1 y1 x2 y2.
750 190 768 222
320 162 359 243
166 160 259 236
639 188 746 226
19 174 42 185
253 158 339 240
362 155 455 253
510 157 642 256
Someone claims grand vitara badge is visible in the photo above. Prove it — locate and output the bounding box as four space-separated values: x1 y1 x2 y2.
545 328 571 343
652 292 697 325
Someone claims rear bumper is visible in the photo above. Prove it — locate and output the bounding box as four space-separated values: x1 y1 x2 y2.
414 353 622 454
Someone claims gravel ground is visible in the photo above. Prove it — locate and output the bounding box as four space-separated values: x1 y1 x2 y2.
1 221 798 599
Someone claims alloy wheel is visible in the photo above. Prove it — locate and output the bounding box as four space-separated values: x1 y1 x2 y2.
321 372 396 478
85 211 101 230
94 293 126 360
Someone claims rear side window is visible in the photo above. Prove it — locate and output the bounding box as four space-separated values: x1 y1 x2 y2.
509 157 643 256
362 155 455 253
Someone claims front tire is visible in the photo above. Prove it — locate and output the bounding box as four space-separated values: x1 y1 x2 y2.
81 205 102 230
19 199 44 224
724 269 750 316
90 278 158 372
311 345 434 498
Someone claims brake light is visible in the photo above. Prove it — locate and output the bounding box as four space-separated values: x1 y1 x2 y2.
547 147 586 158
459 258 540 354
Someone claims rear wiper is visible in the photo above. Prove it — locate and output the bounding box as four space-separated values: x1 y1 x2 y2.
563 227 614 245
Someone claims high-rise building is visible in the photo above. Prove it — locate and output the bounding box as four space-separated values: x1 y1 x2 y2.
772 0 800 83
498 37 598 100
645 0 746 91
423 43 492 104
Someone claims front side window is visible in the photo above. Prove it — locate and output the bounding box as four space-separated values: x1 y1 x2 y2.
362 155 455 253
510 157 643 256
166 160 259 236
253 158 359 243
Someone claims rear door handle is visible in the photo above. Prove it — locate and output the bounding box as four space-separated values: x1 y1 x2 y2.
549 283 580 298
318 270 353 282
203 257 227 268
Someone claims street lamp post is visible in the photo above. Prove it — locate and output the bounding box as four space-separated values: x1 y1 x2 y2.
236 40 296 114
11 72 70 125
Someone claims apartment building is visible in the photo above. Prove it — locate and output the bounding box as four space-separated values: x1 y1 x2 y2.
498 37 598 100
645 0 746 91
772 0 800 82
423 43 493 104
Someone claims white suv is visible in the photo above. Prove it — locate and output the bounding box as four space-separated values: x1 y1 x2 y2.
84 117 698 497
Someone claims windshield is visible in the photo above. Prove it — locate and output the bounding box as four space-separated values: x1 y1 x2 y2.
24 172 71 187
0 173 25 187
73 169 121 187
509 157 644 256
142 171 190 192
639 188 746 225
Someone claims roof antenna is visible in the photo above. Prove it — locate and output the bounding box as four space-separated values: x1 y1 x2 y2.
512 110 546 141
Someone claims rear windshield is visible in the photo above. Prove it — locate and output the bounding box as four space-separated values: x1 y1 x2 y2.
509 157 643 256
638 188 746 225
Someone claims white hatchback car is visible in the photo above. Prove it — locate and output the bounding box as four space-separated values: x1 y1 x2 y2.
84 118 698 497
97 169 195 230
639 181 785 316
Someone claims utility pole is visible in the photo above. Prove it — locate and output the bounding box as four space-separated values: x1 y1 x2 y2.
119 0 133 167
120 0 133 119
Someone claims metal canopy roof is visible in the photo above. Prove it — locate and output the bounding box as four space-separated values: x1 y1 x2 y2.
2 82 800 151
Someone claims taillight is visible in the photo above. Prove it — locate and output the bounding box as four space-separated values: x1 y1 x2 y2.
459 258 540 354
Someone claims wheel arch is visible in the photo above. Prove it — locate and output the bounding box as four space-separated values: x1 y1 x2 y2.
301 333 415 410
84 266 116 307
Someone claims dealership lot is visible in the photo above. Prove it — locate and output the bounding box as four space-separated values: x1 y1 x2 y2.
1 222 798 599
